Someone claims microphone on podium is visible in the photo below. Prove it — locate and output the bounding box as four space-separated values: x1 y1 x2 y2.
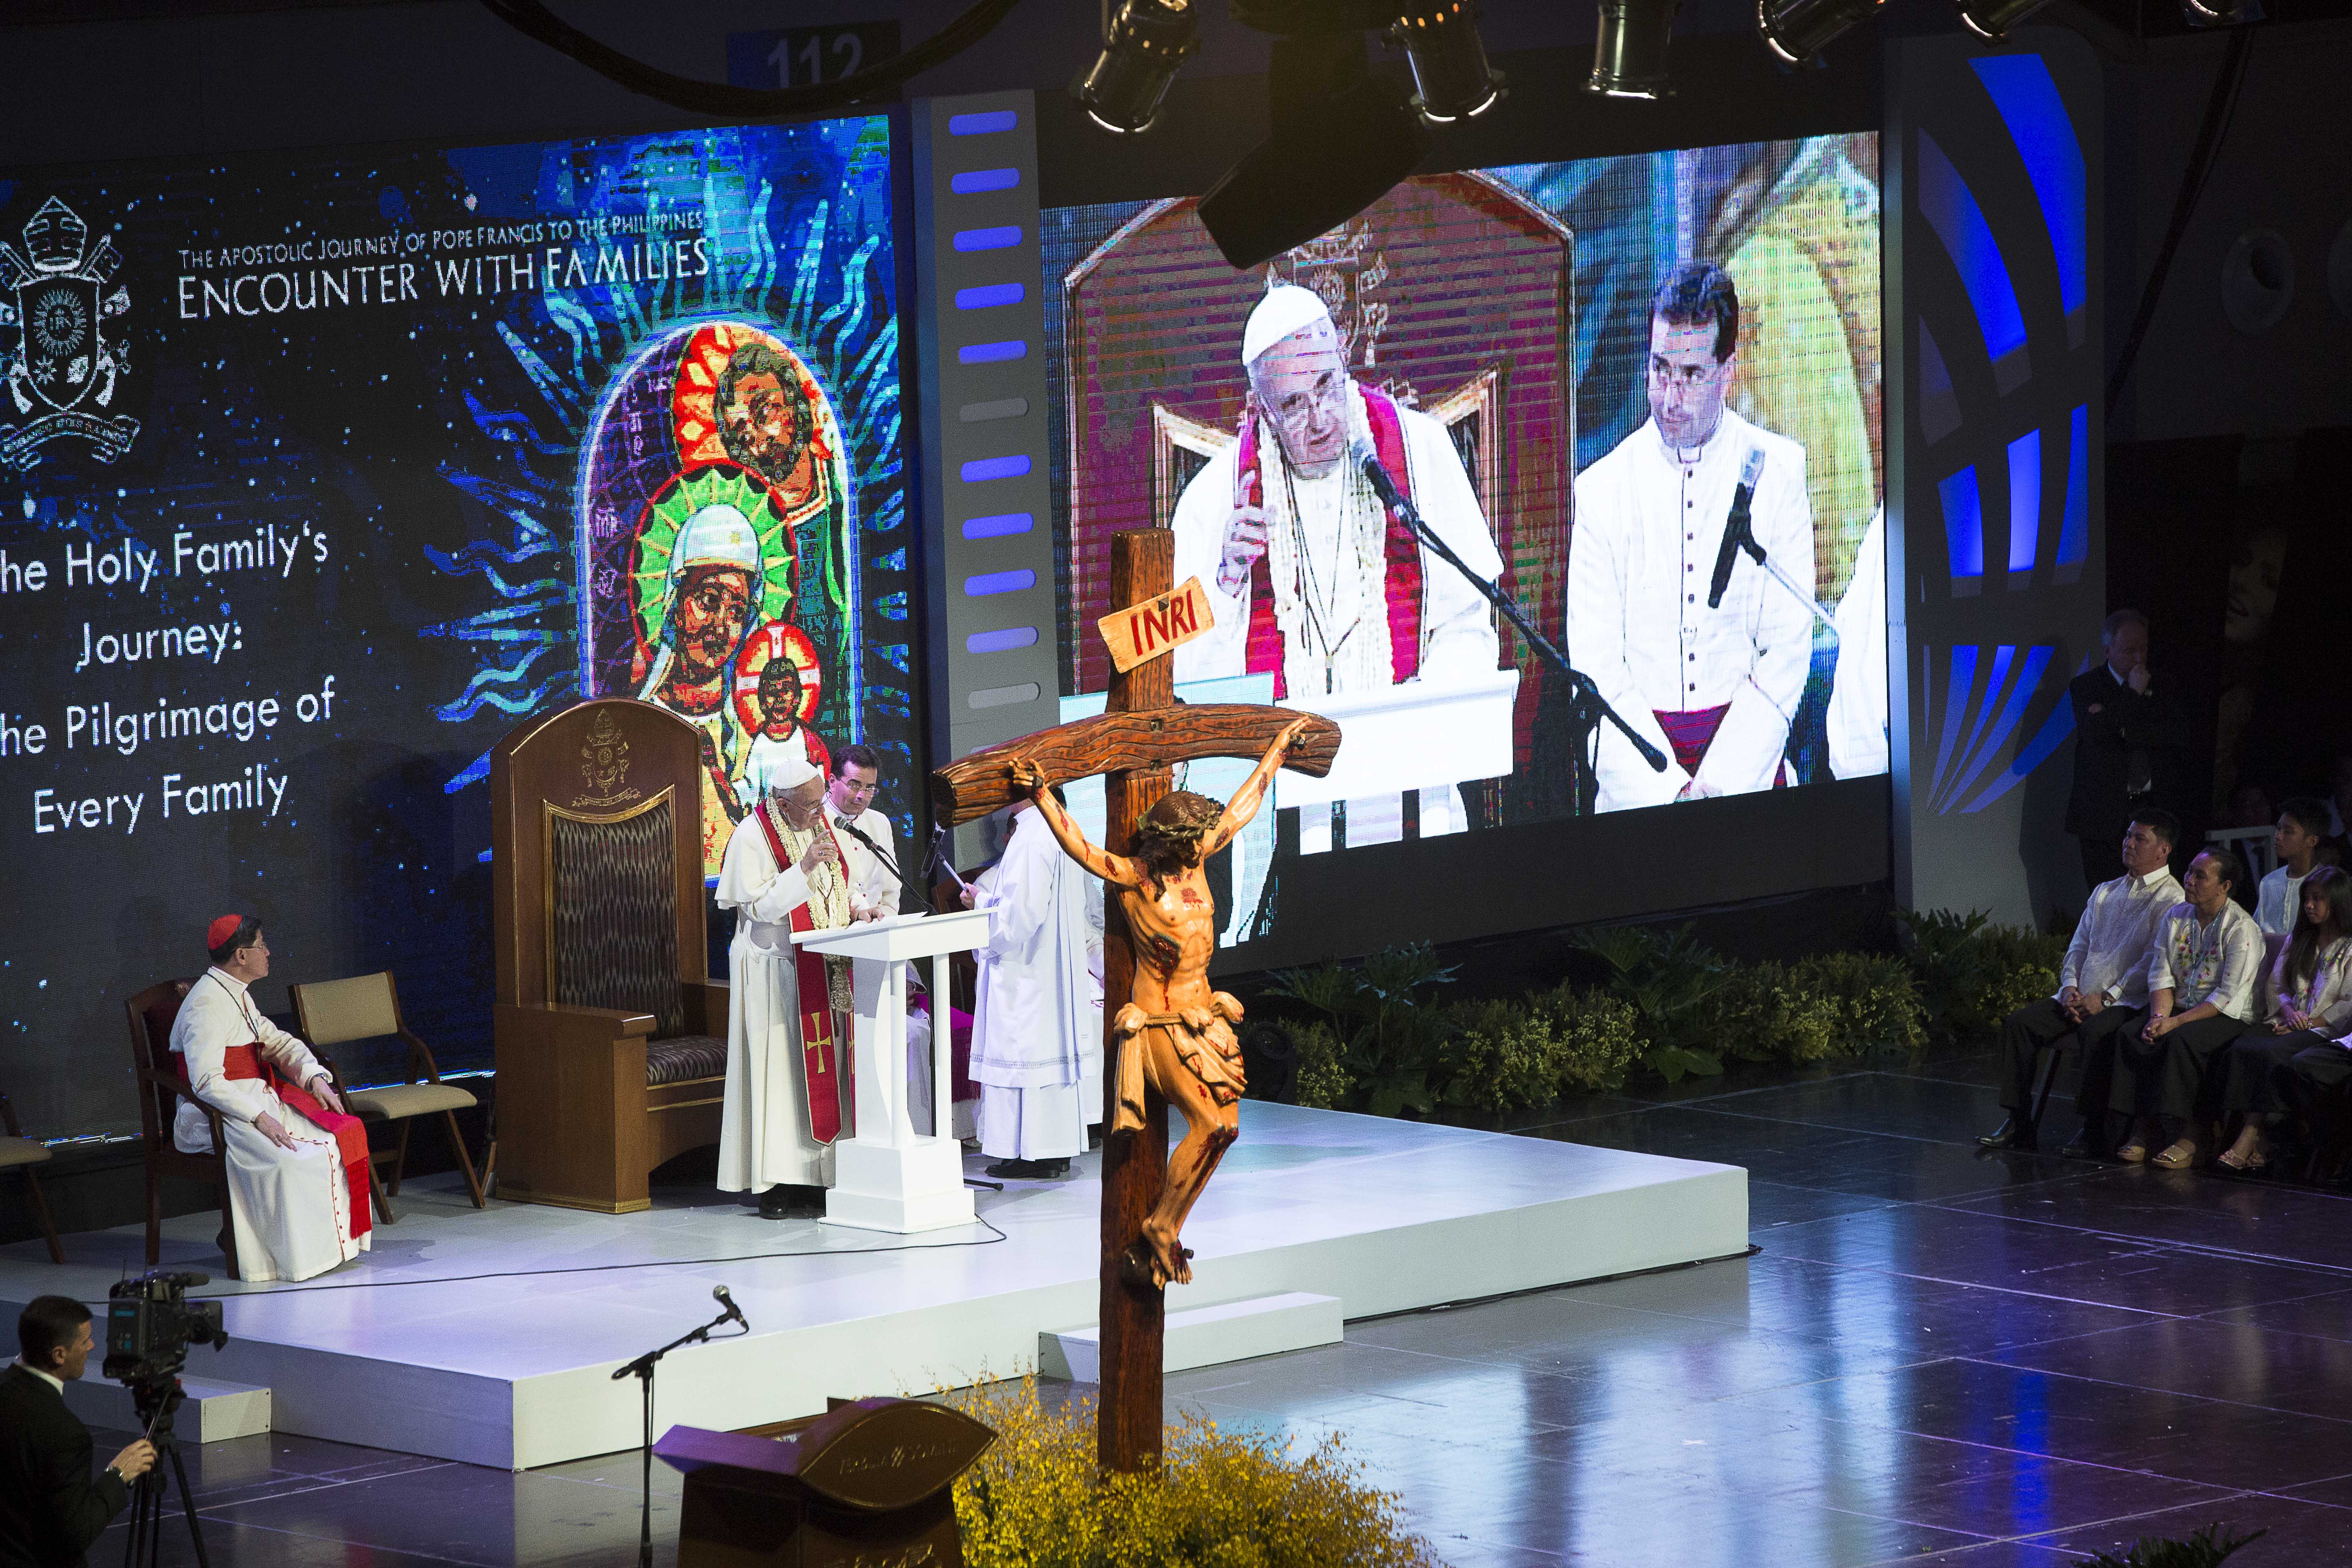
834 815 906 887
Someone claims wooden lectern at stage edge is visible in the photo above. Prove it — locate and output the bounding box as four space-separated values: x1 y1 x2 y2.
490 698 729 1213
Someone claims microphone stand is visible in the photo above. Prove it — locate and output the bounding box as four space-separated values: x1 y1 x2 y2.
612 1302 744 1568
1713 488 1838 634
1353 450 1669 803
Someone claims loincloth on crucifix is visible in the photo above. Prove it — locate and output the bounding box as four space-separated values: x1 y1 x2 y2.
1109 996 1247 1134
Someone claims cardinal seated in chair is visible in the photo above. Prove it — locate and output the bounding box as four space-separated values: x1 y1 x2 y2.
169 915 373 1283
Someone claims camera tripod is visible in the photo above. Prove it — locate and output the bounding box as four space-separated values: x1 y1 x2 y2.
122 1376 210 1568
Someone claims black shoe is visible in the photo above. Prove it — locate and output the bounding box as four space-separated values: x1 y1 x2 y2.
984 1157 1070 1179
756 1187 793 1219
1977 1117 2038 1151
2059 1122 2108 1160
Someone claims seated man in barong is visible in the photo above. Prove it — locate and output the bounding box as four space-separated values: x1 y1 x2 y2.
1013 715 1314 1288
170 916 371 1283
715 749 868 1219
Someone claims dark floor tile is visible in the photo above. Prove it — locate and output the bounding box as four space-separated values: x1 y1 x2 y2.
201 1460 671 1568
2027 1497 2351 1566
1989 1317 2352 1422
2274 1471 2352 1508
1531 1104 2086 1207
1693 1071 2013 1146
2201 1288 2352 1345
1570 1252 2160 1360
1893 1053 2011 1094
1747 1180 1904 1230
1610 1058 1849 1107
1940 1166 2352 1273
1868 1543 2092 1567
1762 1205 2349 1318
97 1516 493 1568
1721 1357 2352 1492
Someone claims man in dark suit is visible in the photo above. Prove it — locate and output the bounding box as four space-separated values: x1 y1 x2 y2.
2066 609 2195 892
1 1296 154 1568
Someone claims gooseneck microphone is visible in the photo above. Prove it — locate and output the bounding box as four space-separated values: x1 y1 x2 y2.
1707 449 1769 610
712 1284 748 1330
834 815 906 890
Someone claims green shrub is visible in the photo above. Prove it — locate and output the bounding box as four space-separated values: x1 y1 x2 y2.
1793 951 1929 1058
1285 1019 1352 1111
1572 924 1732 1081
1438 987 1641 1114
950 1376 1439 1568
1898 908 2067 1053
1539 987 1648 1093
1706 960 1842 1064
2067 1522 2265 1568
1263 944 1459 1117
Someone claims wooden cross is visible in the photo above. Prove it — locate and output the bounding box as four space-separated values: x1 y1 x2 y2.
930 528 1338 1470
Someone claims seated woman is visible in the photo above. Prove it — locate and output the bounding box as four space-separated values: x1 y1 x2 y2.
2104 848 2266 1168
2214 866 2352 1173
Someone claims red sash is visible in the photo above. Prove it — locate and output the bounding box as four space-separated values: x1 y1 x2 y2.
1652 702 1789 788
180 1045 373 1243
1242 385 1421 699
754 800 852 1145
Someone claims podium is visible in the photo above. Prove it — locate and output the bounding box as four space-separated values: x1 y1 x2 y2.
792 908 991 1233
1274 668 1522 809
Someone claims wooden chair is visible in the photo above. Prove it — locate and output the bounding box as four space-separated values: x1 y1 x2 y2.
291 972 486 1223
122 979 242 1279
489 699 729 1213
0 1089 63 1264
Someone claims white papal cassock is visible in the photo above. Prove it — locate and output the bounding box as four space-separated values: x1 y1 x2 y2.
1170 392 1503 847
1567 406 1814 813
170 969 369 1283
715 813 852 1192
1827 506 1888 780
972 807 1104 1161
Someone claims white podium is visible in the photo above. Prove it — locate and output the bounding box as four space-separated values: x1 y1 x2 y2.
791 907 992 1234
1274 668 1522 809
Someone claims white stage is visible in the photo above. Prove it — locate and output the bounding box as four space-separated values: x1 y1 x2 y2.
0 1104 1746 1470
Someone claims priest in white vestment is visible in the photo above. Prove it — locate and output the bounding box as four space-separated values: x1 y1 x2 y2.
170 916 370 1283
964 797 1102 1178
823 744 902 921
1171 283 1504 849
1567 261 1815 814
1827 506 1888 780
716 751 861 1219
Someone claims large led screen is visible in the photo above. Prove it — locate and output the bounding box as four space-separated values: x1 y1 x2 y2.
0 118 912 1137
1041 136 1884 961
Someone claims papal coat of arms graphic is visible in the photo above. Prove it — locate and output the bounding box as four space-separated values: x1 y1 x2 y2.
0 197 140 470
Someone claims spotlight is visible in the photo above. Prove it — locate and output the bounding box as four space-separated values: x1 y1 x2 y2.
1588 0 1682 99
1197 32 1431 270
1756 0 1882 63
1391 1 1504 124
1073 0 1201 136
1952 0 2051 39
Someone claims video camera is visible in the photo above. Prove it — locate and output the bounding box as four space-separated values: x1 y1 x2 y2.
103 1269 228 1390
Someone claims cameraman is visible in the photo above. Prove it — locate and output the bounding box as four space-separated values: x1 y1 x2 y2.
1 1297 155 1568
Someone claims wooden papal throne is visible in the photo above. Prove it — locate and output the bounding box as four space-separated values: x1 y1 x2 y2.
490 698 730 1212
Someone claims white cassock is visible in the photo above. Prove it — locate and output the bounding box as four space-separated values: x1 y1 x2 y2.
1827 506 1888 780
1171 389 1503 849
972 808 1104 1160
829 804 901 918
1567 406 1815 813
715 813 853 1192
170 968 368 1283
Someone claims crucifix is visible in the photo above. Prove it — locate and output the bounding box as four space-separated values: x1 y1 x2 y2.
929 528 1339 1471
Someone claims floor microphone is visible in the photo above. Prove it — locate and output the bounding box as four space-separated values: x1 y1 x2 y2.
1707 448 1769 610
712 1284 748 1330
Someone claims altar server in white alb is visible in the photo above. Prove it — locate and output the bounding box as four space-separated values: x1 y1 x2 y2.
716 750 864 1219
170 916 371 1283
962 791 1102 1179
1171 282 1503 847
1567 261 1815 813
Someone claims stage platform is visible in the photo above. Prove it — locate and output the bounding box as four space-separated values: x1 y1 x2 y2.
0 1104 1745 1470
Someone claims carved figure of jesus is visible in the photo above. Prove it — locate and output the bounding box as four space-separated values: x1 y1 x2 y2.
1009 715 1313 1288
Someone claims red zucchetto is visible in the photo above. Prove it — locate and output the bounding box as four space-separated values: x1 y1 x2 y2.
207 914 245 951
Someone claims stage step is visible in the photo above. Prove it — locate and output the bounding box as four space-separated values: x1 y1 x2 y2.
1039 1291 1343 1383
62 1373 272 1443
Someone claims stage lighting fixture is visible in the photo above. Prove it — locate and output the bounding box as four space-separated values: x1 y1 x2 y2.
1588 0 1682 99
1952 0 2051 40
1756 0 1882 64
1073 0 1201 136
1392 1 1504 124
1198 31 1432 269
